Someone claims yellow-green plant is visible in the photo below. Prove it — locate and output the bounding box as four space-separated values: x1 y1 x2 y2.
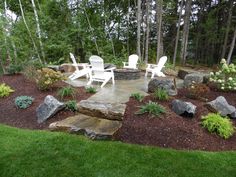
201 113 235 139
36 68 66 90
209 59 236 91
0 83 14 98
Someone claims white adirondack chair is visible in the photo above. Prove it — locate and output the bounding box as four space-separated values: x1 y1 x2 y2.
145 56 167 79
68 53 91 80
123 54 139 69
87 55 116 88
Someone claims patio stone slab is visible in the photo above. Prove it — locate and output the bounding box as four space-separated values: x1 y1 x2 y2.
49 114 122 140
78 100 126 121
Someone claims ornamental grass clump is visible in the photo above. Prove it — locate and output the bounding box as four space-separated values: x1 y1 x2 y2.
153 88 169 101
131 93 144 102
57 86 76 99
0 83 14 98
65 100 78 112
15 96 34 109
136 101 166 117
36 68 66 91
201 113 235 139
209 58 236 91
85 86 97 93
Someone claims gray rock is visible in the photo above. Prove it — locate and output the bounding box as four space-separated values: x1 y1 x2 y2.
148 77 177 96
205 96 236 118
78 100 126 121
172 99 196 117
36 95 65 123
49 113 122 140
184 73 204 87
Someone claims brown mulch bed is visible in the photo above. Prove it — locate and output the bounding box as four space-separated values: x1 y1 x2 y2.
1 74 236 151
0 74 93 130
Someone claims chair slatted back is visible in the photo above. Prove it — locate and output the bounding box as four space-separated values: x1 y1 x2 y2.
89 55 105 78
70 53 79 71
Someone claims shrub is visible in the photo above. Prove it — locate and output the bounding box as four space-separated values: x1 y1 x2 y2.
36 68 66 90
85 86 96 93
209 58 236 91
15 96 34 109
154 88 169 101
57 86 75 99
201 113 235 139
136 101 166 117
23 60 45 81
6 64 23 74
186 83 210 100
0 83 14 98
65 100 78 112
131 93 144 102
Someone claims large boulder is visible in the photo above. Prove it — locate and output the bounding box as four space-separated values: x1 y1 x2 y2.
183 73 204 87
36 95 65 123
172 99 196 117
148 77 177 96
205 96 236 119
49 113 122 140
78 100 126 121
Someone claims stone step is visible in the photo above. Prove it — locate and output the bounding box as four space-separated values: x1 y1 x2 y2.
49 113 122 140
77 100 126 121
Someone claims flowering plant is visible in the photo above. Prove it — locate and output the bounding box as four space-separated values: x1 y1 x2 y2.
209 59 236 91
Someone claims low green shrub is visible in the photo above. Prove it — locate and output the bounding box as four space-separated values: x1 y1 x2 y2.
154 88 169 101
36 68 66 90
6 64 23 74
65 100 78 112
85 86 96 93
0 83 14 98
201 113 235 139
136 101 166 117
15 96 34 109
131 93 144 102
57 86 75 99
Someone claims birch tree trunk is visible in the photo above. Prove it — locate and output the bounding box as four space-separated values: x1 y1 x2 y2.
173 0 184 68
156 0 163 63
83 8 100 55
127 0 130 55
180 0 192 65
221 0 233 59
4 0 11 62
145 0 150 64
31 0 45 63
137 0 141 58
18 0 41 62
227 28 236 64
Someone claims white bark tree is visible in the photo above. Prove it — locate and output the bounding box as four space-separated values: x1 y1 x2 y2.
180 0 192 65
156 0 163 63
31 0 45 63
227 28 236 64
173 0 184 68
18 0 41 62
137 0 141 58
145 0 150 64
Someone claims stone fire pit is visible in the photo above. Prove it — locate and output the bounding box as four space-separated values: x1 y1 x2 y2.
114 69 141 80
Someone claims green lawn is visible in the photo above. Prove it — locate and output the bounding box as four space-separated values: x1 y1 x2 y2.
0 124 235 177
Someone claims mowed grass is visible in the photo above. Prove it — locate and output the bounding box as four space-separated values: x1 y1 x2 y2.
0 124 235 177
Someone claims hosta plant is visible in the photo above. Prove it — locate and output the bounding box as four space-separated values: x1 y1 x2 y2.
0 83 14 98
136 101 166 117
15 96 34 109
201 113 235 139
36 68 66 90
209 58 236 91
131 93 144 102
